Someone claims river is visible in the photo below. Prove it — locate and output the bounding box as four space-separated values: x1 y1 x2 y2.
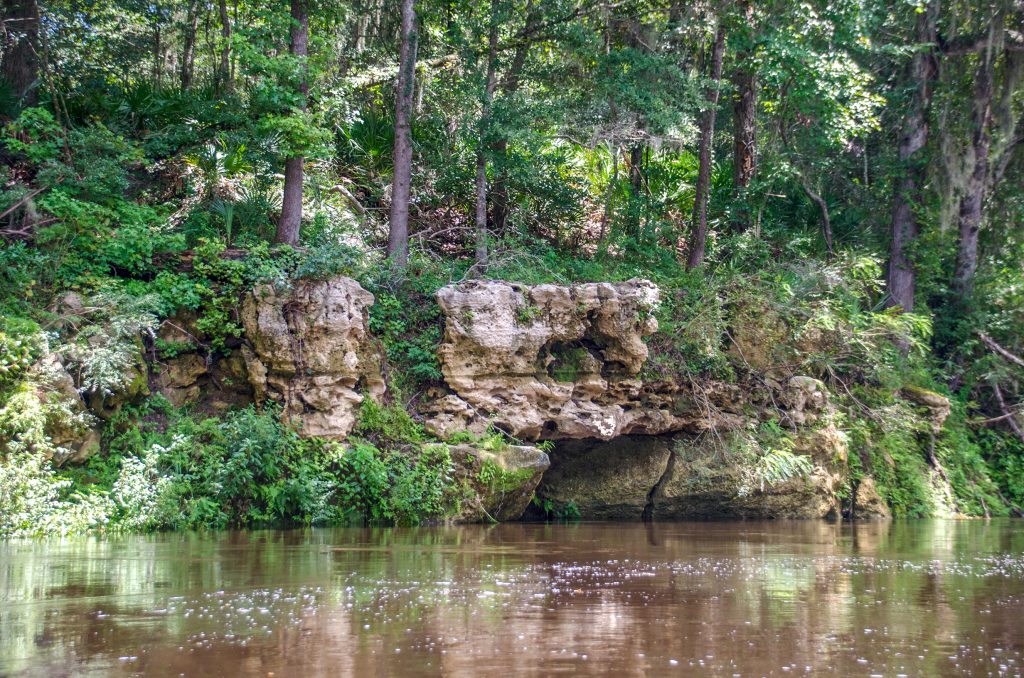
1 520 1022 676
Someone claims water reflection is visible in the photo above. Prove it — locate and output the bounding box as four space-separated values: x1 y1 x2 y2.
1 521 1022 676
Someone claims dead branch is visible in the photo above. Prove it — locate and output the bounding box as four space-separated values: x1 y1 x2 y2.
993 381 1024 444
0 187 46 222
978 331 1024 369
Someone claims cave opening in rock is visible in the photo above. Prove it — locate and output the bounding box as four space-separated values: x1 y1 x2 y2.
523 435 678 522
541 338 602 382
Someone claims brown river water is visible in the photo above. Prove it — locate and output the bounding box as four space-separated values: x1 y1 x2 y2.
1 520 1023 677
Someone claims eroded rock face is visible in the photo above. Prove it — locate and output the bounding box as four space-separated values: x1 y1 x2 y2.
535 436 672 520
434 279 716 440
34 355 101 466
900 386 951 432
853 477 891 519
453 444 550 522
537 426 846 521
241 277 385 439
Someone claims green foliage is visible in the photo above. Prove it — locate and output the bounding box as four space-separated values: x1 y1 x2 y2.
335 440 390 523
56 290 160 396
3 108 64 163
258 112 332 158
365 259 449 391
1 0 1023 530
0 317 44 385
386 444 457 525
477 458 534 494
532 496 581 522
355 398 424 444
737 420 814 497
548 344 593 383
845 398 934 517
154 406 340 529
0 448 113 538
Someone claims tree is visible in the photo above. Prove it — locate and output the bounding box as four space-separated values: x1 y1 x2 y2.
275 0 309 246
730 0 757 231
217 0 232 93
474 0 501 269
180 0 200 91
885 0 938 313
489 0 540 236
387 0 418 267
686 19 727 270
1 0 41 106
943 0 1024 300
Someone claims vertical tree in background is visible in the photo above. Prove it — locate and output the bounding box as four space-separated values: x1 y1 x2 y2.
474 1 500 269
686 19 727 270
946 1 1023 300
490 0 539 237
180 0 200 91
1 0 41 105
388 0 418 267
952 25 997 299
275 0 309 246
730 0 757 232
885 0 938 313
217 0 233 93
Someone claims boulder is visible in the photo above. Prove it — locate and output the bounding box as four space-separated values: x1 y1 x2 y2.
154 353 207 407
241 277 385 439
783 376 831 426
653 426 845 520
453 444 550 522
853 477 891 519
900 386 951 432
33 355 101 465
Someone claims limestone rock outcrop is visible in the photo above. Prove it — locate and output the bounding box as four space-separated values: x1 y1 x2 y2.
537 425 847 521
453 444 550 522
241 277 385 439
900 386 951 432
853 477 891 519
433 279 725 440
34 355 101 466
534 436 672 520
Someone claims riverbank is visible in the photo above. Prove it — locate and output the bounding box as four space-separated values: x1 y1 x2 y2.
3 266 1017 537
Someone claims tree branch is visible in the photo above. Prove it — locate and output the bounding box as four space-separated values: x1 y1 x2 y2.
0 186 46 222
993 382 1024 444
978 331 1024 369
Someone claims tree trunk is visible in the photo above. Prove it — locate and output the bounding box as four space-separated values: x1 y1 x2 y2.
275 0 309 246
387 0 418 267
1 0 41 106
730 0 757 231
217 0 232 93
474 2 500 269
952 29 996 299
686 22 726 270
489 0 537 236
152 22 163 87
799 177 833 258
629 143 644 194
885 1 938 312
180 0 200 91
490 138 511 234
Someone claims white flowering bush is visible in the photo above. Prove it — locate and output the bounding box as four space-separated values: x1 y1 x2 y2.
57 291 160 396
109 438 180 530
0 426 178 537
0 450 112 537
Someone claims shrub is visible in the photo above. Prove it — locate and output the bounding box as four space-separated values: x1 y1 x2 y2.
56 290 160 396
